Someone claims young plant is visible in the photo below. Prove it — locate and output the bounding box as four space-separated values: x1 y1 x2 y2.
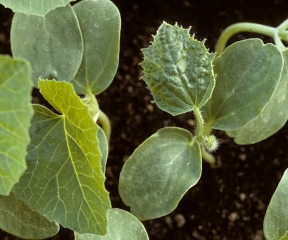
118 20 288 239
0 0 149 239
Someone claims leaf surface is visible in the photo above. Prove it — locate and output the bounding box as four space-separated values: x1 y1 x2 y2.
226 48 288 144
13 80 110 235
11 4 83 87
202 39 283 130
72 0 120 95
119 127 201 220
0 192 59 239
0 0 75 16
0 55 33 195
75 208 149 240
141 22 215 116
264 169 288 240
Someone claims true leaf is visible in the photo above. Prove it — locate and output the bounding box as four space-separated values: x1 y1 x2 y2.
75 208 149 240
0 55 33 195
119 127 201 220
0 192 59 239
11 4 83 87
72 0 121 95
264 169 288 240
0 0 75 16
226 48 288 144
141 21 215 116
202 39 283 131
13 80 110 235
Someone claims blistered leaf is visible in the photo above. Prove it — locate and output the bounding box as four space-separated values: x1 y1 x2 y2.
119 127 201 220
0 55 33 195
141 22 215 116
72 0 120 95
264 169 288 240
202 39 283 130
11 4 83 87
75 208 149 240
13 80 110 235
0 0 75 16
0 192 59 239
227 48 288 144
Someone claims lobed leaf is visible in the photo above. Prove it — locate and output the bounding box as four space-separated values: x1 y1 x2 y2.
75 208 149 240
119 127 201 220
264 169 288 240
0 0 75 16
72 0 121 95
11 4 83 87
0 55 33 195
141 22 215 116
226 48 288 144
13 80 110 235
202 39 283 131
0 192 59 239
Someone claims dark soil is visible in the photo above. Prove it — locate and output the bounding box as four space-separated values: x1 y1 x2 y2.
1 0 288 239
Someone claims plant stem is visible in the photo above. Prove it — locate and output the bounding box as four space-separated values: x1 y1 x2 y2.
98 110 111 144
201 145 216 164
193 107 204 139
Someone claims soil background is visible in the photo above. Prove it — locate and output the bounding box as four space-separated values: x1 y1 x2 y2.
1 0 288 239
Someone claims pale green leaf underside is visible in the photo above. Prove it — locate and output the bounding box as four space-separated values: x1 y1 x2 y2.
0 55 33 195
264 169 288 240
227 48 288 144
0 0 75 16
0 192 59 239
11 4 83 87
202 39 283 131
13 80 110 235
119 127 201 220
72 0 120 95
75 208 149 240
141 21 215 116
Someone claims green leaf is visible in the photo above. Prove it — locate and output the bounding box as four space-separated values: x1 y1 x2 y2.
75 208 149 240
202 39 283 131
0 0 75 16
0 192 59 239
98 126 108 174
141 21 215 116
264 169 288 240
11 4 83 87
0 55 33 195
72 0 121 95
13 80 110 235
226 48 288 144
119 127 201 220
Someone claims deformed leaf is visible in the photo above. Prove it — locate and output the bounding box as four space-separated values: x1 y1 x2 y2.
13 80 110 235
119 127 201 220
72 0 121 95
0 55 33 195
0 0 75 16
227 48 288 144
264 169 288 240
141 21 215 116
202 39 283 131
11 4 83 87
0 192 59 239
75 208 149 240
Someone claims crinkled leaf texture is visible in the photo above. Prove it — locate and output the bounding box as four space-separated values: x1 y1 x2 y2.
12 80 110 235
0 55 33 195
119 127 201 220
264 169 288 240
227 48 288 144
141 22 215 116
0 0 75 16
11 4 83 87
0 192 59 239
75 208 149 240
202 39 283 131
72 0 121 95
